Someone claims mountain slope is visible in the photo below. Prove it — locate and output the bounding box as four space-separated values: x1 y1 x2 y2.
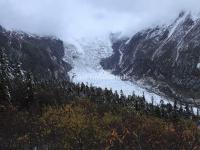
0 26 71 80
101 12 200 103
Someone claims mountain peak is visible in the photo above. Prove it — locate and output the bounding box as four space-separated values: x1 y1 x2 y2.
101 11 200 102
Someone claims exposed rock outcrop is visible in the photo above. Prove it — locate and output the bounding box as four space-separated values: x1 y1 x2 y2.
0 25 72 80
101 12 200 103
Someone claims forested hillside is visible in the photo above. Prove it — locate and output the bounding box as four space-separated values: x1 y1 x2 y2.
0 46 200 149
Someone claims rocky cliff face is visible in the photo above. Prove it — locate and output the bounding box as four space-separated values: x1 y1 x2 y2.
0 26 71 80
101 12 200 103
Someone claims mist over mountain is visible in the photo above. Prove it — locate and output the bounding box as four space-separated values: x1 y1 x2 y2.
1 0 200 39
1 0 200 102
101 12 200 103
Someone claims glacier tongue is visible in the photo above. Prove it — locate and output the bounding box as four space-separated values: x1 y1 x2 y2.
65 36 171 105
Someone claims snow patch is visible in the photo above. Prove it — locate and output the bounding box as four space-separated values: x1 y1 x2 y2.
168 13 187 38
175 22 196 62
197 63 200 69
118 45 124 66
125 38 131 45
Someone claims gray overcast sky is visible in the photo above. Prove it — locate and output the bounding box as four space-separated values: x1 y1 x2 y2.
0 0 199 40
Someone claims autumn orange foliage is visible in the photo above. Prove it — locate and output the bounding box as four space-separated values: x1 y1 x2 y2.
0 100 200 150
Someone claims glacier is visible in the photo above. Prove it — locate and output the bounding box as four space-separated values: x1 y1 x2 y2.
64 36 173 105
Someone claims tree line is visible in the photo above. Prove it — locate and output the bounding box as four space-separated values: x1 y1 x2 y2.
0 47 199 121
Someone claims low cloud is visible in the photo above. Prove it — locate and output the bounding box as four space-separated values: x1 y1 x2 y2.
0 0 199 40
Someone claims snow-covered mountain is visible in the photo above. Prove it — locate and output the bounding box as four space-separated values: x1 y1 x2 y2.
101 12 200 104
0 25 71 80
64 37 172 104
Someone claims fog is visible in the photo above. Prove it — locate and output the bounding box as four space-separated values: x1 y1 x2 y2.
0 0 200 39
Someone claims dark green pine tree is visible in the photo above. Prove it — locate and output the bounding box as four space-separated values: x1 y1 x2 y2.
178 103 184 116
135 98 139 111
160 100 165 118
120 90 126 106
197 108 200 117
154 105 161 118
114 90 119 104
166 103 173 116
150 96 154 112
173 100 178 119
185 104 191 118
0 47 11 105
140 92 146 111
